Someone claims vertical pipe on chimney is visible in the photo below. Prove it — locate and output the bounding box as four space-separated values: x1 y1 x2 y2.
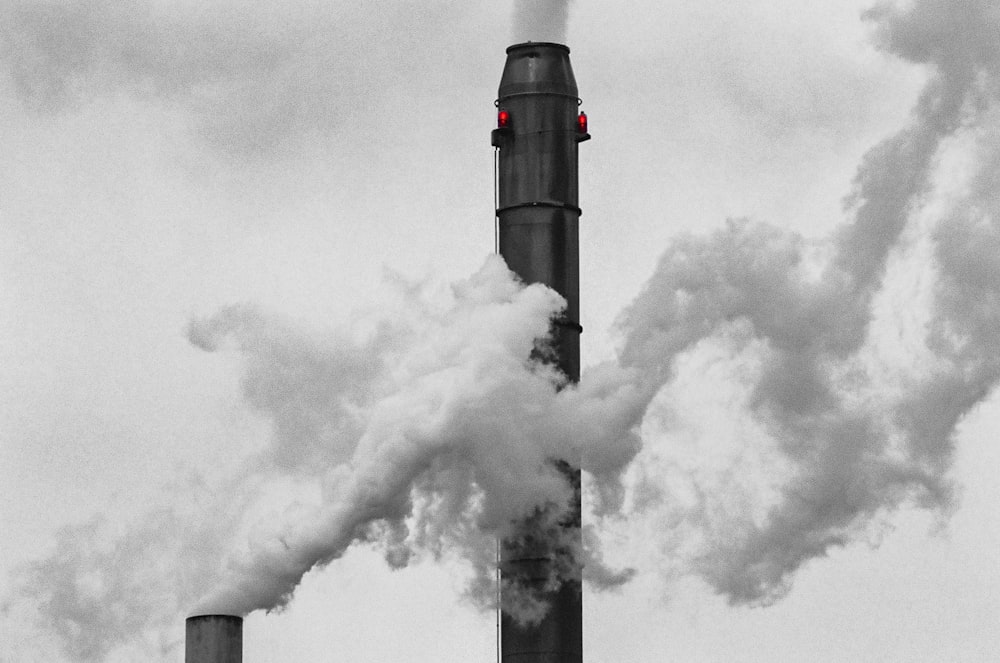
185 614 243 663
492 41 588 663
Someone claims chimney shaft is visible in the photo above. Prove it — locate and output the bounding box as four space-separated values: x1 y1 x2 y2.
185 615 243 663
492 41 588 663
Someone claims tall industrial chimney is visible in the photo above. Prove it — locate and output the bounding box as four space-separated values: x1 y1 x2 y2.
492 42 589 663
185 614 243 663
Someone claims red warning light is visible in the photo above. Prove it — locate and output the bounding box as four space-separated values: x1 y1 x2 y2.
498 109 510 128
577 111 588 134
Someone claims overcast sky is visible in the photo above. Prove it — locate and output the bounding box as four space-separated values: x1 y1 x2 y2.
2 0 1000 661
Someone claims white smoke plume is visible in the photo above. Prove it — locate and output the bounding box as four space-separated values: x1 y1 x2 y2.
512 0 572 44
603 0 1000 604
5 0 1000 658
186 257 641 617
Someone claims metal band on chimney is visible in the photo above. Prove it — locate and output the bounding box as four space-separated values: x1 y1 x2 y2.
497 201 583 215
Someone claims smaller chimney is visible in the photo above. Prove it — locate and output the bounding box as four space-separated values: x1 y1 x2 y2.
185 614 242 663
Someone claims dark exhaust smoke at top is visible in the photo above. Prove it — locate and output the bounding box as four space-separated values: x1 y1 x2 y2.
3 0 1000 659
512 0 572 43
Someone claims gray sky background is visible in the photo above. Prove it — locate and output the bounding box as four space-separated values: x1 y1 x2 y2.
2 0 999 661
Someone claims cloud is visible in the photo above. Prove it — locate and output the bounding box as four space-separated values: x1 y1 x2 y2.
0 0 491 156
7 0 1000 658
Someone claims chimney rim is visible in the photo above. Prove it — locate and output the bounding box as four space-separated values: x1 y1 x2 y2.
506 41 570 55
186 614 244 623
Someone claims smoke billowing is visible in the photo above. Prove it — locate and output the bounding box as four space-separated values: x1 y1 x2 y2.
185 259 640 617
4 0 1000 659
602 0 1000 604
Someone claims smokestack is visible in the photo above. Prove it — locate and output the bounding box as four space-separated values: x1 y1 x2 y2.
185 615 243 663
492 42 588 663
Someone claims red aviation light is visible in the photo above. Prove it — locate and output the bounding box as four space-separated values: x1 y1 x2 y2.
491 108 512 147
577 111 588 134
